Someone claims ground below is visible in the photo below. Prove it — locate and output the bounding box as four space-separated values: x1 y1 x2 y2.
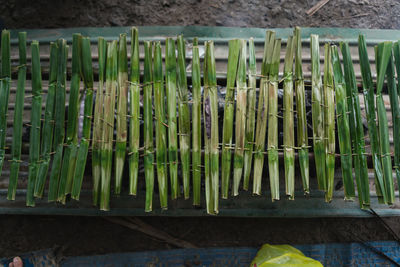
2 0 400 29
1 215 400 258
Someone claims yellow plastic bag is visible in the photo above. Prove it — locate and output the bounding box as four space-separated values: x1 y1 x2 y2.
250 244 323 267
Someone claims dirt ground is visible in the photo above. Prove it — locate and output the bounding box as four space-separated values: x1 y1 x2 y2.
1 0 400 261
1 0 400 29
1 215 400 259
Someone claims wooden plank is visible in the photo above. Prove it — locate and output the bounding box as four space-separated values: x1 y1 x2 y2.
9 26 400 45
0 189 397 217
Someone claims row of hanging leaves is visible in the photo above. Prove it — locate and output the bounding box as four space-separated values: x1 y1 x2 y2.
1 27 400 214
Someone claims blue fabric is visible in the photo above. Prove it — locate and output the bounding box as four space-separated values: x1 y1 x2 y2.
0 249 54 267
296 241 400 266
2 241 400 266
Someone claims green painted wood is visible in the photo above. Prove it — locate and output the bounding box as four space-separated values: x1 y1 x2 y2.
0 190 397 217
9 26 400 45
